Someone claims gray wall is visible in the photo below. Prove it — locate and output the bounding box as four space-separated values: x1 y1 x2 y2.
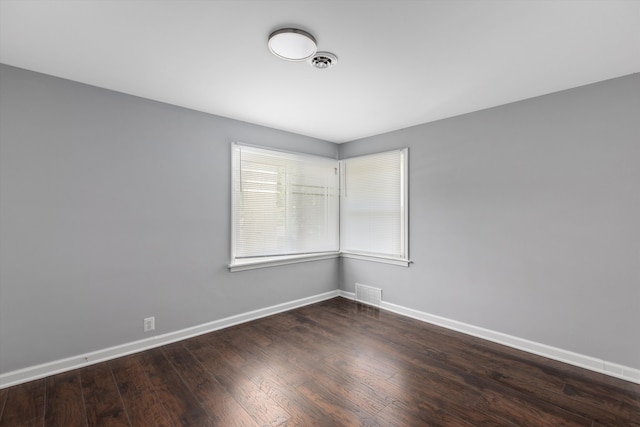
339 74 640 369
2 62 638 376
0 64 339 374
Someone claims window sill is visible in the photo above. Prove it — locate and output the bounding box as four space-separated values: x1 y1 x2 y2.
229 251 411 272
229 252 340 272
340 252 411 267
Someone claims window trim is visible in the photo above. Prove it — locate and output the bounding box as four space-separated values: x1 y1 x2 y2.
229 251 341 272
339 252 410 267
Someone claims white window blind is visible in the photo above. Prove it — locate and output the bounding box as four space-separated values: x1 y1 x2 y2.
231 144 339 264
340 149 408 261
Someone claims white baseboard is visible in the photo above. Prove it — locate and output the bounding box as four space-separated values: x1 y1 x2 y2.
339 290 640 385
0 290 340 389
4 289 638 388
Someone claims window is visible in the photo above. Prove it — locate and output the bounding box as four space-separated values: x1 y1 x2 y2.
230 144 339 271
230 144 408 271
340 149 409 265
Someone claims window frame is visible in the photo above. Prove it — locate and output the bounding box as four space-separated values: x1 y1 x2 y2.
229 143 409 271
229 143 340 272
339 148 410 266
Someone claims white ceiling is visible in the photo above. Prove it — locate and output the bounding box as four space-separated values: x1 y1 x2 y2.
1 0 639 143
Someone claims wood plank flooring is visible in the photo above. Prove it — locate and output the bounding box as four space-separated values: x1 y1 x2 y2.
1 297 638 426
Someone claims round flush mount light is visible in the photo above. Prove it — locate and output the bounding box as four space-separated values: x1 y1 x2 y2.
268 28 317 61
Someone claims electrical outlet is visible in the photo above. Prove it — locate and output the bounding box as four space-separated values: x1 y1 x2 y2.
144 316 155 332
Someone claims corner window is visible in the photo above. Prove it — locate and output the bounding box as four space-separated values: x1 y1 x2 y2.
230 143 409 271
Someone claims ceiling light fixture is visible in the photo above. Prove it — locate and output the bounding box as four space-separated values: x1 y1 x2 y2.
268 28 317 61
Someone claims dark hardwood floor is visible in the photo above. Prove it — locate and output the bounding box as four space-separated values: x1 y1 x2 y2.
1 297 638 426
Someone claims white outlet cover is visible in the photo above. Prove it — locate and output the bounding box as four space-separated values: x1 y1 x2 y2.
144 316 155 332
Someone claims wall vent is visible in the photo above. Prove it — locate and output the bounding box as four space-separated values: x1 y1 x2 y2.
355 283 382 307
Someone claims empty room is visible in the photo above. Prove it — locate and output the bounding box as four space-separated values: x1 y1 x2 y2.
0 0 639 425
